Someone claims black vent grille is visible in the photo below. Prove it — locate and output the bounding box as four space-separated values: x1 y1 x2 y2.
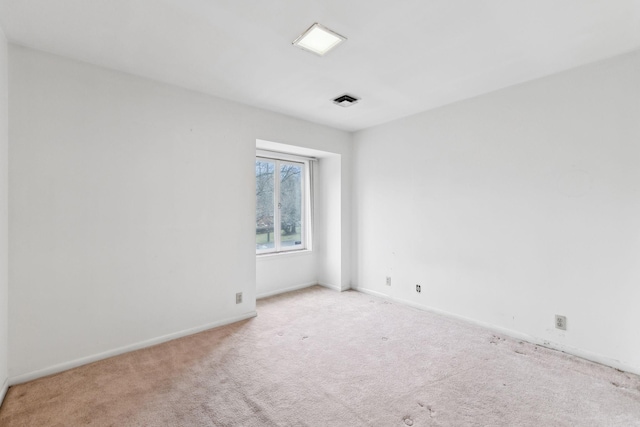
333 94 360 107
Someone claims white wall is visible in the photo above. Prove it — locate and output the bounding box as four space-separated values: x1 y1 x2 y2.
317 154 344 290
353 50 640 374
256 251 318 298
0 27 9 402
8 45 351 381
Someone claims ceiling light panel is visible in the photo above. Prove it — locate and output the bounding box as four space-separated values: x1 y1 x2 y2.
293 23 346 56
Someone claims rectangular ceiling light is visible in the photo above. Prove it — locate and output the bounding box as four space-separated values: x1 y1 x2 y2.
293 23 346 56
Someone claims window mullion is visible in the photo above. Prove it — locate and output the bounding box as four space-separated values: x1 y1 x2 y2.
274 160 282 252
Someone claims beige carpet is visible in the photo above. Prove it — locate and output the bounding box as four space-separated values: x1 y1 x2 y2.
1 285 639 426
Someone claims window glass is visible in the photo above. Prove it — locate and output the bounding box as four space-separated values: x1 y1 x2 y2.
256 159 275 251
279 162 303 249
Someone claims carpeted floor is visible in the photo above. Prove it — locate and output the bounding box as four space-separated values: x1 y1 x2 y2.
1 285 639 426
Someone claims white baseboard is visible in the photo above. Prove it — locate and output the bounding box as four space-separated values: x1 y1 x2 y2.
256 282 317 300
354 287 388 299
354 286 640 376
9 311 257 386
0 377 8 408
319 282 350 292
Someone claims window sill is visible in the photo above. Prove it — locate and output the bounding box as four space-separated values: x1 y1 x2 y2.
256 249 313 260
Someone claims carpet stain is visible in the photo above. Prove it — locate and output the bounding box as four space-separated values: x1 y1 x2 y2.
277 332 284 336
402 415 414 425
489 335 505 345
417 402 436 418
514 350 526 355
382 337 389 341
302 336 309 340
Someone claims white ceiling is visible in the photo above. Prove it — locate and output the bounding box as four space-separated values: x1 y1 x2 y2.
1 0 639 131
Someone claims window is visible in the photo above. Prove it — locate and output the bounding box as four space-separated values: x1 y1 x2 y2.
255 153 311 254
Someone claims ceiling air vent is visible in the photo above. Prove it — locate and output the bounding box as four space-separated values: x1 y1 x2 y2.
332 94 360 107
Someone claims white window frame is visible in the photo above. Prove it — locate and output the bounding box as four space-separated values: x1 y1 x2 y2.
256 151 312 255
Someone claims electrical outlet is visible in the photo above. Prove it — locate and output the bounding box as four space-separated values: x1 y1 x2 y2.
416 284 421 293
386 276 391 286
555 315 566 330
236 292 243 304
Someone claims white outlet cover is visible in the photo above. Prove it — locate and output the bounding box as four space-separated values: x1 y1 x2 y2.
555 315 567 330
